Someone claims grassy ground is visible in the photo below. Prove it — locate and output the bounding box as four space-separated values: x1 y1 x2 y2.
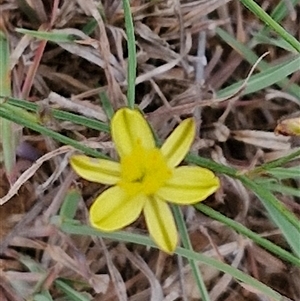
0 0 300 300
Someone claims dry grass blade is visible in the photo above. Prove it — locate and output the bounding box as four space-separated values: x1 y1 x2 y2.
0 146 73 205
121 245 164 301
231 130 291 150
46 244 110 294
43 91 107 122
97 238 128 301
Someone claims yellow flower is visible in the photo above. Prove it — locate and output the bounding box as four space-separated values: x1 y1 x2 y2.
70 108 220 253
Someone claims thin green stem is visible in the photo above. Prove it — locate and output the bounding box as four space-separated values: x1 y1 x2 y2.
172 205 210 301
252 148 300 174
3 97 109 133
0 105 109 159
122 0 137 109
0 30 17 175
240 175 300 232
195 204 300 266
186 153 238 177
239 0 300 52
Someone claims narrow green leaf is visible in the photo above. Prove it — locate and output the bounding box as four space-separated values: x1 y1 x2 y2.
60 189 82 220
0 30 17 175
239 0 300 52
172 205 210 301
16 28 77 43
267 184 300 197
99 91 114 120
216 28 300 100
82 19 98 36
55 279 91 301
0 104 109 159
1 102 38 123
195 203 300 267
82 3 105 35
0 31 10 98
33 291 54 301
266 167 300 179
269 0 299 22
122 0 137 109
3 96 109 132
218 55 300 98
254 148 300 172
186 152 238 177
241 177 300 257
253 33 296 52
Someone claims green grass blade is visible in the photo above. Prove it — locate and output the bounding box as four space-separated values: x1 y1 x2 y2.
253 148 300 173
239 0 300 52
216 27 300 99
266 183 300 198
59 188 82 220
218 55 300 97
16 28 77 43
99 91 114 120
55 279 91 301
82 19 98 36
122 0 137 109
176 247 283 301
195 203 300 266
241 177 300 257
187 151 300 258
216 27 265 67
0 104 109 159
1 102 38 123
33 291 54 301
253 32 296 52
0 31 10 98
3 97 109 132
0 30 17 175
269 0 299 22
266 167 300 179
242 177 300 232
82 4 105 35
172 205 210 301
186 153 238 177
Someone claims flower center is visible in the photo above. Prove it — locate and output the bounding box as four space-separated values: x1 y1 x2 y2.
118 142 172 196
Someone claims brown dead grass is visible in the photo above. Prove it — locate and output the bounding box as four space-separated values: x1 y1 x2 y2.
1 0 300 300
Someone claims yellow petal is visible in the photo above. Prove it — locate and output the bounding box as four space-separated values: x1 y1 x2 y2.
70 155 121 185
90 186 146 231
111 108 155 157
157 166 220 204
161 118 195 168
144 196 178 253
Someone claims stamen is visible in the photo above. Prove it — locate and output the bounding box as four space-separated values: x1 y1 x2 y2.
119 145 172 196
